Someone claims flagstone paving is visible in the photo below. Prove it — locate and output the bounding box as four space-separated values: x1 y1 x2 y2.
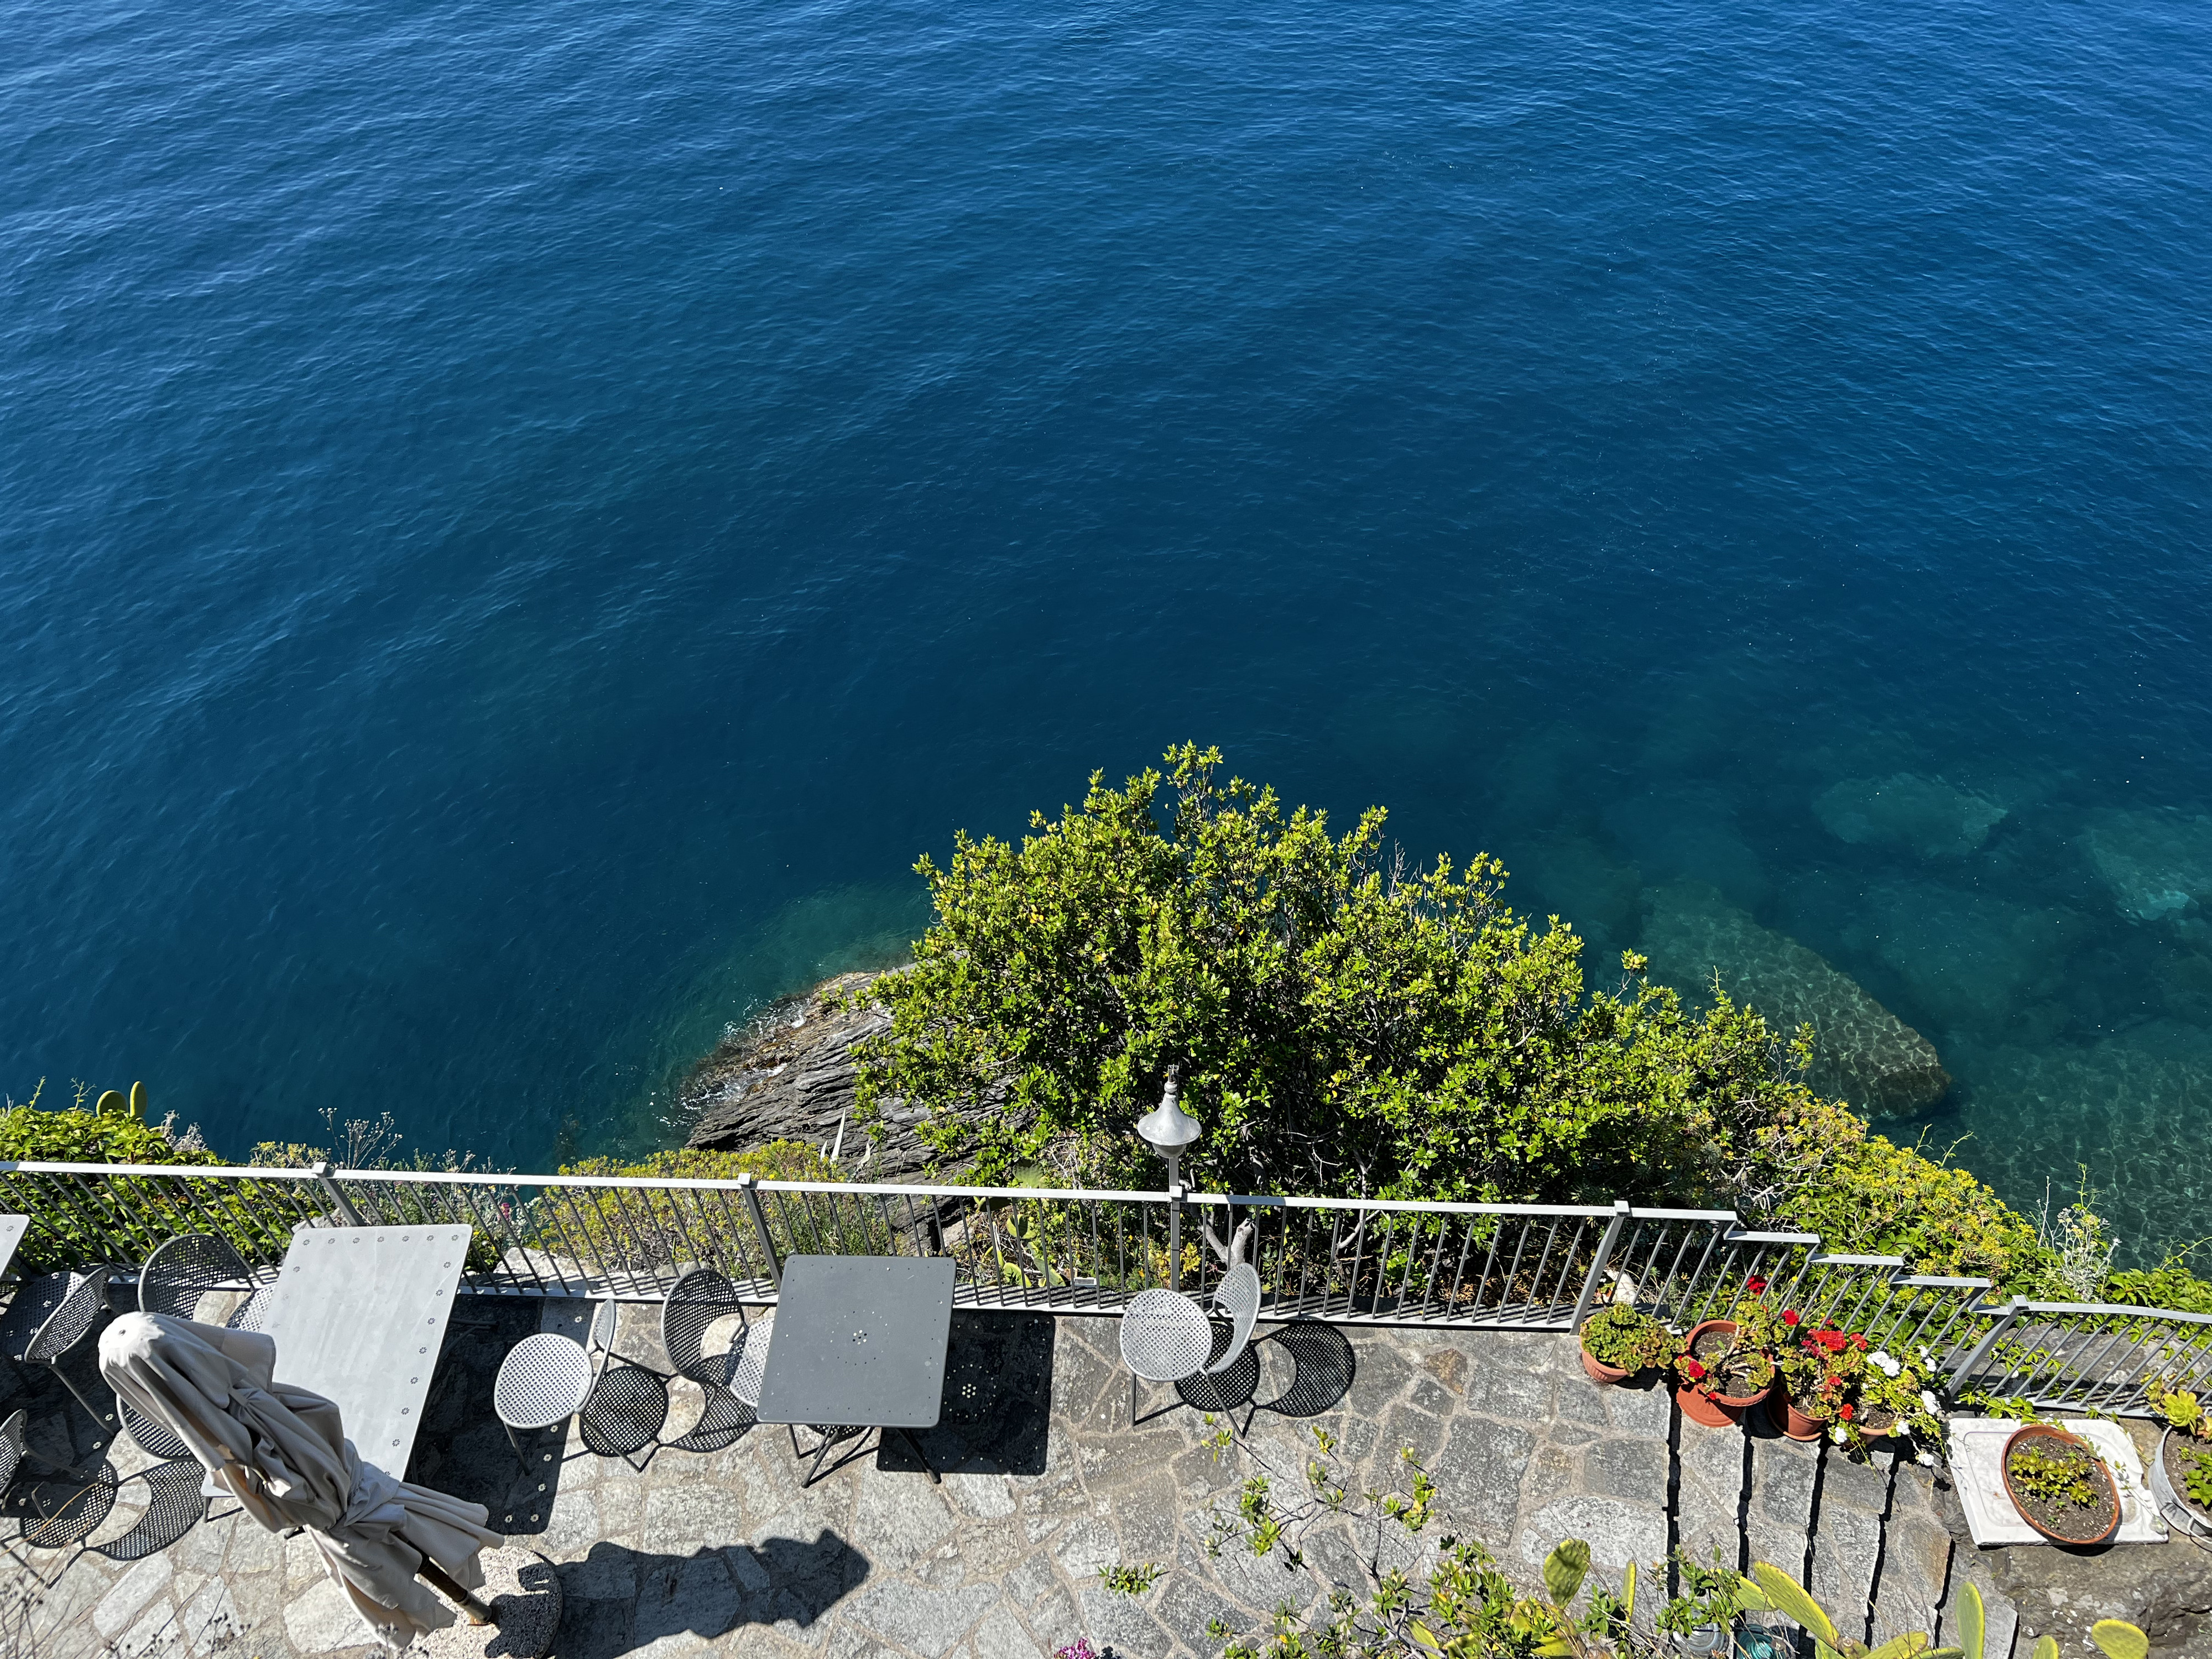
6 1302 2206 1659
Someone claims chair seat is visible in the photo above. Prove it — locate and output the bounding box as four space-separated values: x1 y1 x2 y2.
1119 1290 1214 1383
494 1334 595 1431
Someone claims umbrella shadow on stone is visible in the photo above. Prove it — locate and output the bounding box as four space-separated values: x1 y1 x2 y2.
556 1531 868 1659
878 1311 1052 1478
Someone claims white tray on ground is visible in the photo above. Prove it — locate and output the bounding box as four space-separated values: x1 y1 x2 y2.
1948 1416 2164 1546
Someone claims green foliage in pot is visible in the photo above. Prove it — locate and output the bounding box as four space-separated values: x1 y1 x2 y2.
1579 1303 1679 1374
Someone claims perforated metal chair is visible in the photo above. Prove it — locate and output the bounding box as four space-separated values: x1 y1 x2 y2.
1177 1262 1264 1420
1 1270 127 1465
125 1234 275 1464
659 1269 754 1453
138 1233 274 1331
0 1406 118 1549
494 1300 667 1472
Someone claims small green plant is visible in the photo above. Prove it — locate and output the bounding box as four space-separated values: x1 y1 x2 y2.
1579 1303 1679 1373
2184 1449 2212 1511
1099 1563 1162 1596
1742 1562 1961 1659
2146 1375 2209 1438
2007 1441 2100 1507
2090 1622 2150 1659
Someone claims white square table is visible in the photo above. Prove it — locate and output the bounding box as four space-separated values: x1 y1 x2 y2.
755 1255 955 1485
258 1224 474 1478
0 1215 29 1281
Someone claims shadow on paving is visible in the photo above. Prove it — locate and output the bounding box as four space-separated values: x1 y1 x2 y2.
879 1310 1053 1477
556 1532 868 1659
404 1297 566 1535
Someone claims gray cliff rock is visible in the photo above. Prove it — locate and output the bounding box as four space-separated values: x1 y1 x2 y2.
1640 881 1951 1117
681 970 1010 1179
681 971 922 1174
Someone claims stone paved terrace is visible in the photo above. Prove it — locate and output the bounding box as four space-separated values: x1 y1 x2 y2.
7 1301 2211 1659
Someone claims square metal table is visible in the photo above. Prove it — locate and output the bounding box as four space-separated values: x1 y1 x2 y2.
754 1255 955 1485
257 1224 473 1479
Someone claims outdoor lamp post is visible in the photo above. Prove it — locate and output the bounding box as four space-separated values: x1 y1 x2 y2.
1136 1065 1202 1290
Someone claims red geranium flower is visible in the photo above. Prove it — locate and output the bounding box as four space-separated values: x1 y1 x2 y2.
1851 1334 1869 1351
1683 1360 1707 1381
1746 1276 1768 1294
1813 1330 1847 1353
1781 1309 1801 1327
1839 1404 1855 1421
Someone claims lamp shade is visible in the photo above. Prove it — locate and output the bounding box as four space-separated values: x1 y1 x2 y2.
1135 1067 1201 1155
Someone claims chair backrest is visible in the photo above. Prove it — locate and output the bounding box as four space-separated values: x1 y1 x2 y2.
0 1409 25 1493
730 1308 774 1408
661 1268 746 1386
137 1234 251 1322
25 1269 111 1365
1204 1263 1262 1375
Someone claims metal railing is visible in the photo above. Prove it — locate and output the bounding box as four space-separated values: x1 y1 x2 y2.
1 1157 2204 1417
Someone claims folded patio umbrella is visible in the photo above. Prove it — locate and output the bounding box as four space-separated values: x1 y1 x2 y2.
99 1311 499 1654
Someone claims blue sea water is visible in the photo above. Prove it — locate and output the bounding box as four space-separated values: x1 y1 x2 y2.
5 0 2210 1257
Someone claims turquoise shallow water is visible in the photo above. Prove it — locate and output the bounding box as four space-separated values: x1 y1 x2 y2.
4 0 2209 1257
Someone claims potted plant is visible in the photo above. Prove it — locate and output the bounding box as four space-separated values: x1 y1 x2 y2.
1579 1302 1680 1384
1672 1314 1776 1428
2001 1424 2121 1546
2146 1378 2212 1538
1765 1316 1944 1458
1756 1303 1848 1441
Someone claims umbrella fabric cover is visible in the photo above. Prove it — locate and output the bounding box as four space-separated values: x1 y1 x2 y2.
100 1311 498 1653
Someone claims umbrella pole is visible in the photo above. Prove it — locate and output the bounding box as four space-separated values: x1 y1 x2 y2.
419 1559 498 1625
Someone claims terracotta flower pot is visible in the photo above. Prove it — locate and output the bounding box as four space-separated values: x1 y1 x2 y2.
2001 1425 2121 1547
1580 1347 1634 1385
1769 1383 1823 1442
1674 1319 1771 1428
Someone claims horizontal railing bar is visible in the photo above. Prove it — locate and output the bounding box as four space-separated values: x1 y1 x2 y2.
0 1161 326 1181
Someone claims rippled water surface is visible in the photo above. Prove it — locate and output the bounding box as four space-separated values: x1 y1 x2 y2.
6 0 2210 1255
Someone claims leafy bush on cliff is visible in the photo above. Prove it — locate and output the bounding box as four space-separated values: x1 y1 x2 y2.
0 1083 301 1273
853 744 1828 1205
558 1140 840 1183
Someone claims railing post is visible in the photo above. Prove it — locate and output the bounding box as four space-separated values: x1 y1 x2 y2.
1570 1199 1633 1331
1948 1295 2027 1397
1168 1182 1185 1293
738 1172 781 1290
310 1161 363 1227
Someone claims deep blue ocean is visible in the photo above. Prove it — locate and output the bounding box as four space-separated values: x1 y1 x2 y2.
6 0 2209 1259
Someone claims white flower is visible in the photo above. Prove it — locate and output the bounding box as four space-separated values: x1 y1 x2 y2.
1917 1448 1937 1466
1830 1425 1849 1444
1921 1390 1940 1415
1870 1350 1901 1377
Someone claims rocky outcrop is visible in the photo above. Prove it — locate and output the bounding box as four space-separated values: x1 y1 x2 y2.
682 972 930 1177
1813 773 2006 860
2086 808 2212 922
1640 881 1950 1117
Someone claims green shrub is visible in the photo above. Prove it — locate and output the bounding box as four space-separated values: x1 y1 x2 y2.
1771 1124 2046 1284
534 1140 847 1275
854 744 1825 1204
557 1141 841 1183
0 1086 311 1273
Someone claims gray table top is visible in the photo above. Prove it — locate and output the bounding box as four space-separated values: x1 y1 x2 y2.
258 1224 473 1477
0 1215 27 1281
755 1255 955 1429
